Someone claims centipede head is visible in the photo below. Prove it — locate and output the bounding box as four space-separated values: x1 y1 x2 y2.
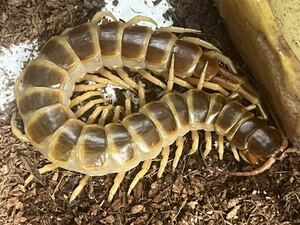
230 125 288 176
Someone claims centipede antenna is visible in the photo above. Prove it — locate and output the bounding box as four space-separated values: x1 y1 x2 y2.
228 157 277 176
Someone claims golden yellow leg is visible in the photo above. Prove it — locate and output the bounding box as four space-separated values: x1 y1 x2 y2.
204 51 237 74
138 69 167 89
10 112 29 143
138 81 146 107
75 99 105 118
24 163 58 187
86 106 104 124
197 61 208 90
98 68 132 90
218 135 224 160
245 104 256 111
127 159 152 195
107 172 126 202
98 105 113 126
112 105 124 122
158 26 201 34
181 37 221 52
91 11 117 23
172 136 184 172
203 131 212 157
203 81 229 96
157 146 170 178
80 74 119 86
189 131 199 155
231 144 240 162
74 84 106 92
173 77 194 89
125 97 132 116
70 91 102 108
69 175 90 203
116 67 138 89
126 15 157 26
166 54 175 92
228 92 239 100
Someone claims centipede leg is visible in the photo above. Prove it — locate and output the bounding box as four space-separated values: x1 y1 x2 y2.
70 91 102 108
166 54 175 92
157 146 170 178
91 11 117 23
80 74 120 87
138 69 167 89
126 15 157 26
138 81 146 107
203 131 212 157
127 159 152 195
108 97 133 201
74 84 106 92
218 135 224 160
158 26 201 34
204 51 237 74
107 172 126 202
75 99 105 118
69 175 90 203
172 136 184 172
116 68 138 89
98 105 113 126
11 112 29 143
188 131 199 155
112 105 124 122
230 144 240 162
98 68 132 90
86 106 104 124
24 163 58 187
180 37 221 52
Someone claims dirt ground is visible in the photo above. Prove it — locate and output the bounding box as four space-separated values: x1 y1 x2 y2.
0 0 299 224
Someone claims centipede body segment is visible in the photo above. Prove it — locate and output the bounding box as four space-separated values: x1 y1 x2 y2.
12 11 287 203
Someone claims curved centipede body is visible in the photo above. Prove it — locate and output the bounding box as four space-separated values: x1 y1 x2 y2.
12 12 287 203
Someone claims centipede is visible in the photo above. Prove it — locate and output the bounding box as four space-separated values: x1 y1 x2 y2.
11 11 288 203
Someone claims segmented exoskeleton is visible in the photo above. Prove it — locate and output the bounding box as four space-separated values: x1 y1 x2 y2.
12 12 287 203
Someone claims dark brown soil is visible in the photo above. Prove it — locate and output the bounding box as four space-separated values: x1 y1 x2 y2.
0 0 299 224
